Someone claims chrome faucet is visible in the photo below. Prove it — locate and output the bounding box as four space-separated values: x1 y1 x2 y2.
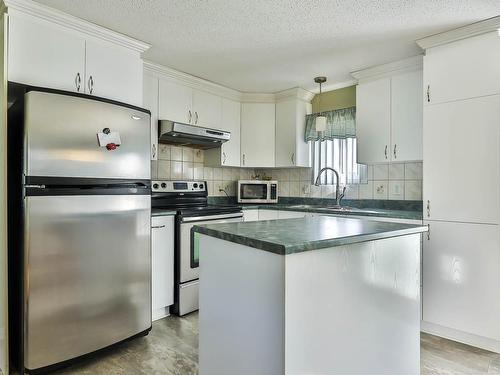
314 167 346 207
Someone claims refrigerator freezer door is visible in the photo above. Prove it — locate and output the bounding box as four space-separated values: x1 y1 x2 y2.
24 91 151 179
23 195 151 371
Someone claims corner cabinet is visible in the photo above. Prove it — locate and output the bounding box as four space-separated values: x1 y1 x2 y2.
356 69 423 163
151 215 175 321
7 10 147 106
204 98 241 167
143 72 159 160
240 102 276 168
275 98 312 167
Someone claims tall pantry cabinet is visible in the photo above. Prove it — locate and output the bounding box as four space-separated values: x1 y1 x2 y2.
419 30 500 352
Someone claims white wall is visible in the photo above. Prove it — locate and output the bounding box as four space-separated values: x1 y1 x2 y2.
0 10 8 375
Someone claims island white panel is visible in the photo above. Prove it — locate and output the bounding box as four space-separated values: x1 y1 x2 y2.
285 235 421 375
199 235 285 375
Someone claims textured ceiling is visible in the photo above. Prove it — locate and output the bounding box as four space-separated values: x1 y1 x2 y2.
34 0 500 93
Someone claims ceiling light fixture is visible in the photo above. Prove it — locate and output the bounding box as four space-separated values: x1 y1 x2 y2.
314 76 327 132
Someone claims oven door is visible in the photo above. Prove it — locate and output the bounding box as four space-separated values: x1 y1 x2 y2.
238 182 269 203
179 213 243 283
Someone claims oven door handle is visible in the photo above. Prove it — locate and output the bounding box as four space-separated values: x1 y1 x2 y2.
180 212 243 223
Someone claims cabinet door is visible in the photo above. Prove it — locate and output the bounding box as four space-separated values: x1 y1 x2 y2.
220 98 241 166
424 32 500 105
241 103 275 167
423 95 500 224
391 70 423 162
258 209 279 220
158 79 192 124
8 13 85 92
143 73 159 160
85 38 143 106
243 209 259 222
275 99 297 167
192 89 222 128
278 211 306 219
356 78 391 163
151 215 175 320
423 220 500 341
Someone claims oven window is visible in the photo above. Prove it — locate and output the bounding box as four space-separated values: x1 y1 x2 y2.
191 231 200 268
240 184 267 200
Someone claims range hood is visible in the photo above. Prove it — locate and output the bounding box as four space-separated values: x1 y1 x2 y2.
158 120 230 149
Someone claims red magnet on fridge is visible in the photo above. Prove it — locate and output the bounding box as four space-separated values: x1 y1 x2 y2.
106 143 119 151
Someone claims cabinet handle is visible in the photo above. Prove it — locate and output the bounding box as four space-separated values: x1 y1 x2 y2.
222 152 226 165
88 75 94 94
195 111 199 125
152 144 157 159
152 225 166 229
188 110 192 124
426 200 430 218
384 145 388 159
426 85 430 103
427 224 430 241
75 73 81 91
291 153 295 165
242 154 245 166
393 144 397 159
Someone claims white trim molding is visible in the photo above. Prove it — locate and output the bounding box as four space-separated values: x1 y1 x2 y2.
4 0 151 53
351 55 423 83
416 15 500 50
144 60 242 101
275 87 315 103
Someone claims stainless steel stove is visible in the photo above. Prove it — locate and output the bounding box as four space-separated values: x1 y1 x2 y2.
151 180 243 316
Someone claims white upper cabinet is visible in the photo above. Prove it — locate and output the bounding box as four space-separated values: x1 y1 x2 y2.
391 70 423 162
240 102 275 168
205 98 241 167
275 98 312 168
424 32 500 105
8 13 86 93
192 89 222 128
85 38 143 106
423 95 500 225
158 79 193 124
143 72 159 160
356 78 391 163
356 69 423 164
7 7 148 105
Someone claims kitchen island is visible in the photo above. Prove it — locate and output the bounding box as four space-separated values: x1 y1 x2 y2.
193 215 428 375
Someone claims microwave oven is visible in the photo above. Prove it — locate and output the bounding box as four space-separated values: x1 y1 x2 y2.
237 180 278 204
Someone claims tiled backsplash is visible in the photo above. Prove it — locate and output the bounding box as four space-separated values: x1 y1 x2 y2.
256 162 422 201
151 145 422 200
151 144 254 196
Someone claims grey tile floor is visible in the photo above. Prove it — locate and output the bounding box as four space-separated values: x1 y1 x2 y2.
45 313 500 375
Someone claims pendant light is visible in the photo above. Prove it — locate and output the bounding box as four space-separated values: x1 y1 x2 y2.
314 76 327 132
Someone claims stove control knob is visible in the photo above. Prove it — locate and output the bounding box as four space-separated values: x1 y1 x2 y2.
153 183 159 189
161 183 166 188
199 184 204 189
193 183 198 188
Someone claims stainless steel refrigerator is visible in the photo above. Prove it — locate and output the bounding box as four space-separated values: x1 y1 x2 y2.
8 85 152 374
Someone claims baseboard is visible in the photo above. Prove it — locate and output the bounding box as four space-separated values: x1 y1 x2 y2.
421 320 500 353
152 306 170 322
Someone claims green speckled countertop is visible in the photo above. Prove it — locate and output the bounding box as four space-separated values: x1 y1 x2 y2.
151 208 177 217
193 216 428 255
239 204 422 220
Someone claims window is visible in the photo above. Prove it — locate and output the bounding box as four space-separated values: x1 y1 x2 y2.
311 138 367 185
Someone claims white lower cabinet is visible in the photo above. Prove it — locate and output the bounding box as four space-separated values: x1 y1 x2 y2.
278 210 307 219
151 215 175 321
422 220 500 347
258 209 279 221
243 209 259 222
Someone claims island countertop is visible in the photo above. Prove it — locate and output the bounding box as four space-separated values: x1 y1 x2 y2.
192 215 428 255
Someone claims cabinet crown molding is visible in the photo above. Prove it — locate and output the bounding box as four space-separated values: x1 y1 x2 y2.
275 87 315 103
4 0 151 53
416 15 500 50
351 55 423 83
144 60 242 101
